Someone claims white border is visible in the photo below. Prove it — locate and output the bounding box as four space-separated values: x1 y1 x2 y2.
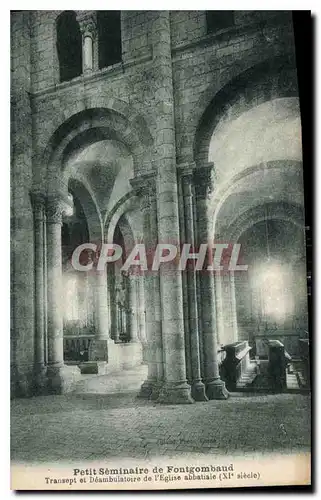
3 4 319 499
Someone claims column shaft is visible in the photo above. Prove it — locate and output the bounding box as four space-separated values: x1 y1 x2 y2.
94 269 109 340
214 271 224 346
193 166 228 400
131 175 163 399
144 185 163 398
77 12 96 74
138 273 147 343
87 267 112 365
178 181 192 385
46 197 80 393
182 174 207 401
31 192 46 391
83 35 93 72
152 11 192 404
128 274 139 342
108 263 119 342
46 204 64 368
221 272 238 345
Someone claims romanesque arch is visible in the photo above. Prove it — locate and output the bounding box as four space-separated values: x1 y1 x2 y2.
193 54 298 166
32 98 154 195
190 55 305 356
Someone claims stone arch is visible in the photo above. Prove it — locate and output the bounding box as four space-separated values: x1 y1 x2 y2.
68 178 103 242
211 160 304 239
37 102 153 196
104 191 140 245
193 54 298 166
117 214 136 257
220 201 305 244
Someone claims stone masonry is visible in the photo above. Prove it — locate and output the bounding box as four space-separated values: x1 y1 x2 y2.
11 11 307 401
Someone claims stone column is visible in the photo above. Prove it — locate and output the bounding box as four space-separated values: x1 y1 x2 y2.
88 267 112 368
77 12 96 74
214 271 225 346
137 273 147 344
193 165 228 400
30 192 46 392
221 271 238 345
230 272 238 342
182 174 208 401
128 273 139 342
46 197 80 393
151 11 192 404
108 263 119 342
177 169 192 386
131 175 163 399
94 269 109 341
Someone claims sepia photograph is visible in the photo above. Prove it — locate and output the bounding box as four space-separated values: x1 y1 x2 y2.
10 8 312 490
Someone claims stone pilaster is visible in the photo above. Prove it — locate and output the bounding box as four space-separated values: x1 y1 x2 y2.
151 11 192 404
30 191 46 393
182 174 208 401
77 11 97 74
193 165 228 400
46 196 80 394
131 174 163 400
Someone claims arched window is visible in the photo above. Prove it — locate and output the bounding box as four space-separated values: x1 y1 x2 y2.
97 11 122 70
206 11 234 34
56 11 82 82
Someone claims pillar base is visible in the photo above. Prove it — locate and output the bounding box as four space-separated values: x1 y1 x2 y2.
191 380 208 402
33 364 47 395
150 380 163 401
11 365 32 398
157 381 194 405
137 379 155 399
47 364 81 395
206 379 229 400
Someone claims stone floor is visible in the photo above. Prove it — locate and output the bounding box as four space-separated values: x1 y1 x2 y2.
11 375 311 464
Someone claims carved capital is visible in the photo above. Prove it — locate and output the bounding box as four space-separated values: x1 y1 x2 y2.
76 11 97 38
181 173 193 198
30 191 46 221
193 163 215 199
46 197 68 225
130 173 157 212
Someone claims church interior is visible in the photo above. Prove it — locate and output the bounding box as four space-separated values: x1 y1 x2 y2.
11 10 311 405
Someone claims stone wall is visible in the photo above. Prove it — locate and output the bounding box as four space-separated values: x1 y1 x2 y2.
28 11 296 176
11 10 300 397
11 11 35 396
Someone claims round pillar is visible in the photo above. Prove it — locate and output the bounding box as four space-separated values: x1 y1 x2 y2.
46 196 80 393
151 11 192 404
128 274 139 342
77 12 96 74
193 165 229 400
94 269 109 340
131 175 163 400
30 192 46 393
182 174 208 401
46 199 64 369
